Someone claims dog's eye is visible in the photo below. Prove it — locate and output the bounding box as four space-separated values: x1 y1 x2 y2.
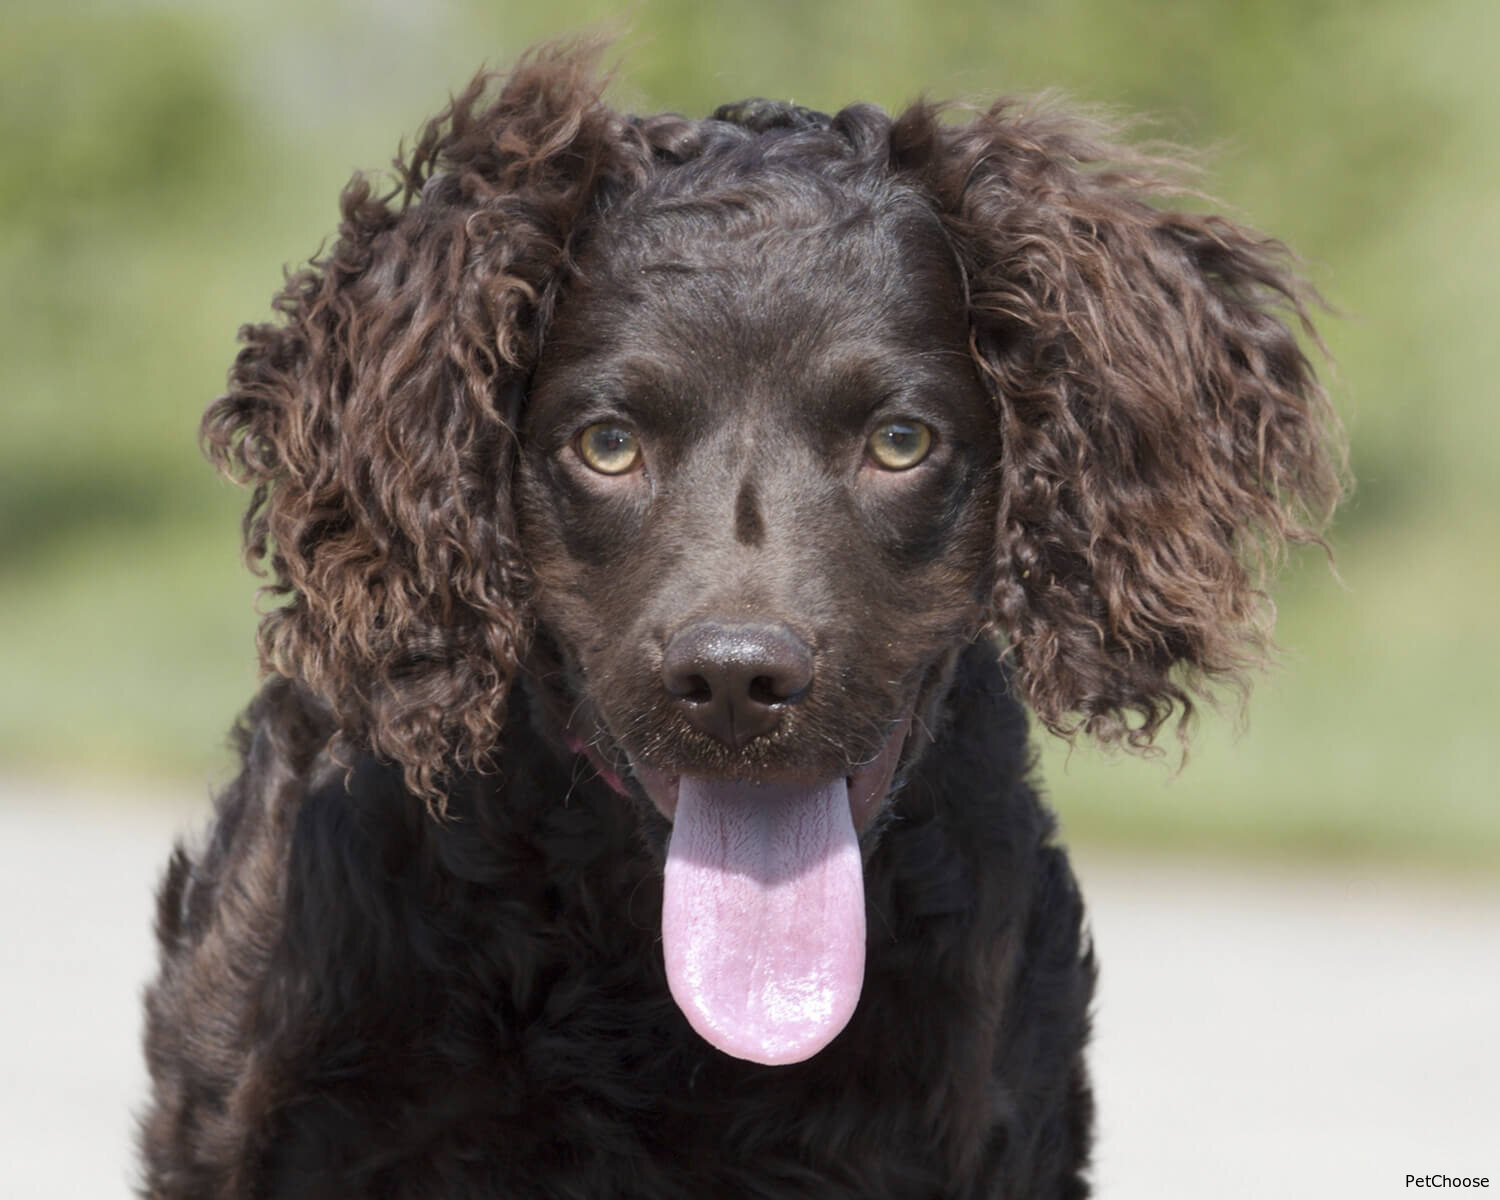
866 421 933 470
575 424 642 475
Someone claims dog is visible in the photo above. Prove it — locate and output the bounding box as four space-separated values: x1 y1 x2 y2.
140 44 1342 1198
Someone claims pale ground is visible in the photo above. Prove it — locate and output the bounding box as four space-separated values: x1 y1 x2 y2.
1 780 1495 1198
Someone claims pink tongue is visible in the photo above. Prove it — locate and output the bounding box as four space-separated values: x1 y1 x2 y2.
662 776 865 1066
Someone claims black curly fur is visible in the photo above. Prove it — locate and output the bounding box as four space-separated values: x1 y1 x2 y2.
144 654 1091 1197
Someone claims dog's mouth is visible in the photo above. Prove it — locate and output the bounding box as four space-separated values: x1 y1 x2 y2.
636 712 911 1066
566 705 913 1066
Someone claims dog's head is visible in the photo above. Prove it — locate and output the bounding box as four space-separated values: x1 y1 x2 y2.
205 45 1343 1063
518 116 998 818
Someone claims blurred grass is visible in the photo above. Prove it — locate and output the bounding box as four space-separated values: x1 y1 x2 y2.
1 0 1496 861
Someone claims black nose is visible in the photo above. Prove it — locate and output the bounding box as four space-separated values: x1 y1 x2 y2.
661 621 813 749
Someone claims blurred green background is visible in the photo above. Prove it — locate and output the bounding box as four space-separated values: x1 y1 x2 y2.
2 0 1495 865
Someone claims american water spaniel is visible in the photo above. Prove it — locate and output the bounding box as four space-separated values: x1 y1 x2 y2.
140 44 1343 1198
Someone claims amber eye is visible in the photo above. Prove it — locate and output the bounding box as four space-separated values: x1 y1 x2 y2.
866 420 933 470
575 424 641 475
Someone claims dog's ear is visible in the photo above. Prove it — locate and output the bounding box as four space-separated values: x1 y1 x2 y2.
894 101 1345 749
203 45 634 800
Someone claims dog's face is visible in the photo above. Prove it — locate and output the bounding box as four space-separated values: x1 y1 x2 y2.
520 186 999 810
517 180 998 1063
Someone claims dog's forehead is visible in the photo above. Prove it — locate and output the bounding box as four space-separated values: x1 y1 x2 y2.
535 196 970 417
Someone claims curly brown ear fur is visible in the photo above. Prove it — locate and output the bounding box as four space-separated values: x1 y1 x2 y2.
202 45 641 800
894 101 1345 748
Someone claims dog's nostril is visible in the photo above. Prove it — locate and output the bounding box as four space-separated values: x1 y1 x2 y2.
680 675 713 704
748 675 793 706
